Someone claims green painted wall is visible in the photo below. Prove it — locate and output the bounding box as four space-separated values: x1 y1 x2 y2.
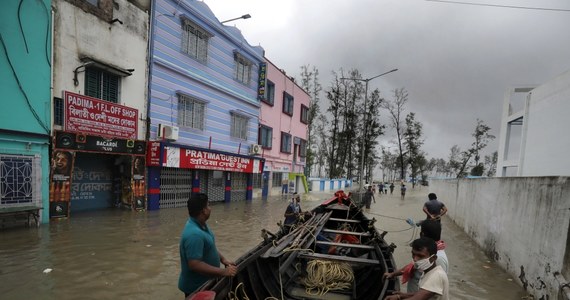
1 0 52 223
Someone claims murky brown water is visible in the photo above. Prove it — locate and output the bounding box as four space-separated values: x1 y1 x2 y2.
0 189 529 299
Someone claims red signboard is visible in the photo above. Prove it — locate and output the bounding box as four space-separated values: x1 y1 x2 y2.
64 91 138 139
162 147 262 174
147 142 161 167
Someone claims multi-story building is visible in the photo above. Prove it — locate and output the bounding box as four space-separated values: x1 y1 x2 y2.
146 0 265 208
259 59 309 196
0 1 52 224
49 0 150 218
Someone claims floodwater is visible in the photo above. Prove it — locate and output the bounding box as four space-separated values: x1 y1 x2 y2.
0 188 530 299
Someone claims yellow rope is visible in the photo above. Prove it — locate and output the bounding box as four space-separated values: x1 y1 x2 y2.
301 260 354 296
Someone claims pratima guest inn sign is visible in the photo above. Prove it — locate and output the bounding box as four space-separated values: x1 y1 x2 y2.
64 91 138 139
163 146 263 174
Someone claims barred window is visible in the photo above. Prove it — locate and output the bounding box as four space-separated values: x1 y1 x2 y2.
300 104 309 124
85 67 120 103
259 125 272 148
262 80 275 105
283 92 294 115
272 172 283 187
281 132 292 153
231 113 249 140
252 173 262 189
177 94 205 130
181 19 210 63
234 52 252 84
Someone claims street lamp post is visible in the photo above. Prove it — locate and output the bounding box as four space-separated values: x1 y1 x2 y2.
341 68 398 204
221 14 251 24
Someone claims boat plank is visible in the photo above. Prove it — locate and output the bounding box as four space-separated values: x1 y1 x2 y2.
300 252 380 265
315 241 375 249
321 228 371 236
328 217 361 223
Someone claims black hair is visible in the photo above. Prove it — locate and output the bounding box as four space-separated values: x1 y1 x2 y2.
428 193 437 200
187 193 208 217
411 237 437 256
421 219 442 241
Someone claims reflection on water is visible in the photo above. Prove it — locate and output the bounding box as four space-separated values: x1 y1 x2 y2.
0 192 528 299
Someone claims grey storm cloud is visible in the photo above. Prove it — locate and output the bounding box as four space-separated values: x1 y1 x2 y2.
207 0 570 159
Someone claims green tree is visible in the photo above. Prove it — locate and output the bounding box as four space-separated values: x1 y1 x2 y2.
404 112 423 186
484 151 498 177
299 65 322 177
381 88 408 180
472 119 495 166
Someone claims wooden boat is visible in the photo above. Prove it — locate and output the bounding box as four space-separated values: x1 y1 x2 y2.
189 190 399 300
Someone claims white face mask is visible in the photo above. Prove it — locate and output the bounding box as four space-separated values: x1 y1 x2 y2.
414 254 435 271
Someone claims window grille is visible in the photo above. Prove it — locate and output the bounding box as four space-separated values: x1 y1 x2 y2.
181 19 210 63
283 92 294 115
281 132 292 153
259 125 272 148
54 97 63 126
262 80 275 105
234 52 252 84
272 172 282 187
301 104 309 124
231 113 248 140
178 94 205 130
0 154 41 207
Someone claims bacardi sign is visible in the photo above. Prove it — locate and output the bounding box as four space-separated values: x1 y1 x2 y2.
64 91 138 139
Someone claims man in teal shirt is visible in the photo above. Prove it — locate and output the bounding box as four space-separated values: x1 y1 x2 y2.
178 193 237 297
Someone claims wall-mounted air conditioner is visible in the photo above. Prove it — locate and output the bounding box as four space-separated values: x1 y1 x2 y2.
249 144 261 155
157 124 179 141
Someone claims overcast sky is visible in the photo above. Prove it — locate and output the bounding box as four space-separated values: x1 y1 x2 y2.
206 0 570 160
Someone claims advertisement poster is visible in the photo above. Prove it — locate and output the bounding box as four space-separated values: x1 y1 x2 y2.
132 156 146 210
163 147 263 174
49 150 75 218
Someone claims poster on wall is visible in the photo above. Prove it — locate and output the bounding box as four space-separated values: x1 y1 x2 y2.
163 147 263 174
49 150 75 218
132 156 146 210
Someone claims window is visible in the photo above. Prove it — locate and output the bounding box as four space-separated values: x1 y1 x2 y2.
231 113 249 140
272 172 283 187
259 125 273 148
262 80 275 105
1 155 40 206
281 132 292 153
283 92 294 115
299 139 307 157
252 173 262 189
85 66 120 103
181 19 210 63
300 104 309 124
234 53 252 84
177 94 205 130
213 171 223 186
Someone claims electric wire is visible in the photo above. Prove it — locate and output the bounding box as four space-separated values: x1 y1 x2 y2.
426 0 570 12
18 0 29 53
38 0 52 67
0 33 50 134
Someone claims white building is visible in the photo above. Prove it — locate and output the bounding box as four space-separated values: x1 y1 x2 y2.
496 70 570 177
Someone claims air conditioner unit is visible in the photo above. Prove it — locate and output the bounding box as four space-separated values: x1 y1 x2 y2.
157 124 179 141
249 144 261 155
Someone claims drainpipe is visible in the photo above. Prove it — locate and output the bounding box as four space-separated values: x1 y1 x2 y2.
554 272 570 300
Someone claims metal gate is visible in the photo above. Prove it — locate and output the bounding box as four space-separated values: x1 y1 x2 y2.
231 172 247 201
159 167 193 209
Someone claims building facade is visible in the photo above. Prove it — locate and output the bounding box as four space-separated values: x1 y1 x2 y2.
496 69 570 177
147 0 265 209
259 59 309 196
50 0 150 218
0 0 52 223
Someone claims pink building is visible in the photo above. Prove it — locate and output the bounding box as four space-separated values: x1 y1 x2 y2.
258 58 310 196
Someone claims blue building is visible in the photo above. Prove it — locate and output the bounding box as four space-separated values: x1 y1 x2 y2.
0 0 52 224
147 0 265 208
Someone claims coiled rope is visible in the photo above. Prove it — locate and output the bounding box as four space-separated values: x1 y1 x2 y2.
301 260 354 296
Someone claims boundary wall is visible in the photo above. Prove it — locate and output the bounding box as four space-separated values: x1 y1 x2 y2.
431 177 570 299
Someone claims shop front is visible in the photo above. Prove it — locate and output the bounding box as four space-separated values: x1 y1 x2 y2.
49 92 146 218
146 142 264 209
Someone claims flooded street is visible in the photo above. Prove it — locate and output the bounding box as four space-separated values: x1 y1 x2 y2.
0 188 529 299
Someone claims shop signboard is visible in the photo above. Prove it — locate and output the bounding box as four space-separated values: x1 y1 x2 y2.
163 146 263 173
64 91 138 139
